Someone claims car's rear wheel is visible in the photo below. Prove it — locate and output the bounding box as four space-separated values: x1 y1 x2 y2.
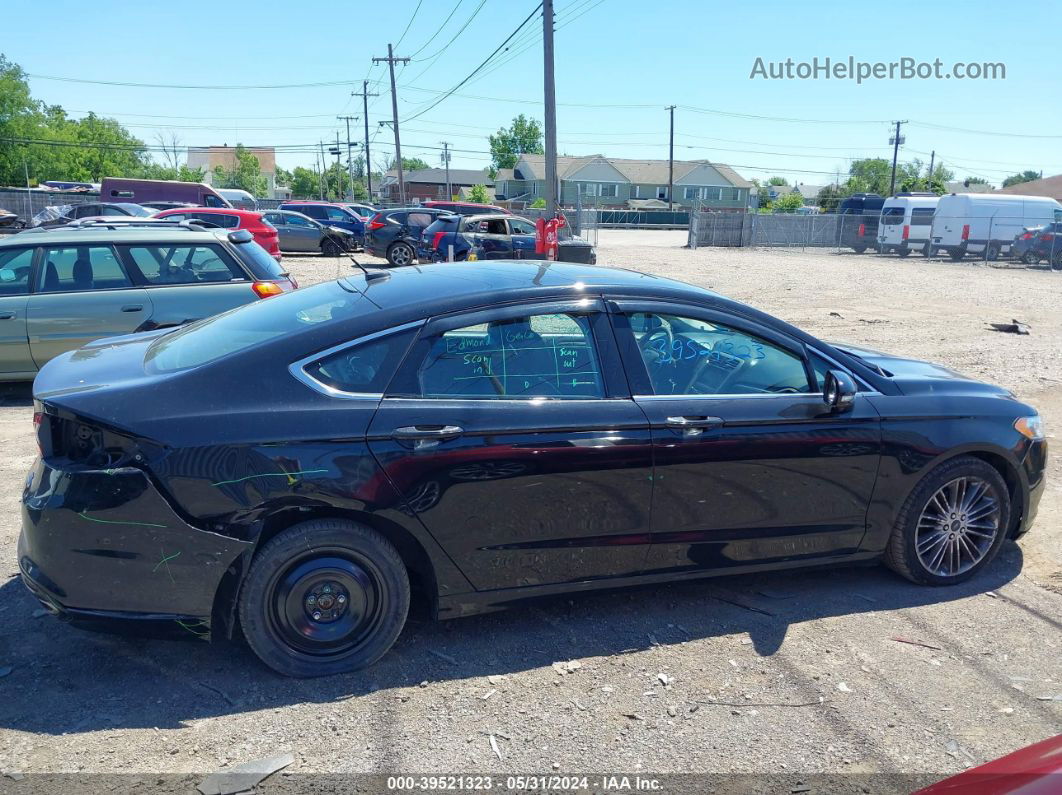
948 248 965 261
985 243 1001 261
387 241 415 267
1020 251 1038 265
922 243 933 258
898 246 911 258
238 519 409 677
321 238 342 257
852 245 867 254
884 456 1010 586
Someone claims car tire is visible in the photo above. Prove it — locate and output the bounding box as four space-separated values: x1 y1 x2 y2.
986 243 1001 261
1020 251 1038 265
853 245 867 254
238 519 410 677
1051 251 1062 271
898 246 911 258
948 248 965 261
387 242 415 267
884 456 1010 586
321 239 342 257
922 243 933 258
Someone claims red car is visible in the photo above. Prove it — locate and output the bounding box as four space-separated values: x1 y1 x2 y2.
422 200 511 216
152 207 282 261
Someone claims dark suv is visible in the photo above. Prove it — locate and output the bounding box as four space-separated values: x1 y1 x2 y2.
1013 223 1062 267
421 213 596 264
279 202 365 248
364 208 452 266
837 193 885 253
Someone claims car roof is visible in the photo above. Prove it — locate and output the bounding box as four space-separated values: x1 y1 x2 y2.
461 213 516 222
0 225 231 247
156 207 261 218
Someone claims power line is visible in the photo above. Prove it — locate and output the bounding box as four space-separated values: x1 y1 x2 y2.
27 74 357 90
394 0 425 48
406 0 488 77
910 121 1062 140
400 3 544 124
407 0 465 58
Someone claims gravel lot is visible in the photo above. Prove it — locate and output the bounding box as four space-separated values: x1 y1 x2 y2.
0 231 1059 788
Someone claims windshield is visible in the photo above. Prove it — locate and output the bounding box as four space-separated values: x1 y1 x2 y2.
144 282 366 373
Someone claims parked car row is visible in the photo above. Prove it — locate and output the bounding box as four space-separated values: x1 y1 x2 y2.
841 191 1062 265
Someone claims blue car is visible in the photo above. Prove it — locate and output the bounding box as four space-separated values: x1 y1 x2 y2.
420 213 595 263
279 202 366 248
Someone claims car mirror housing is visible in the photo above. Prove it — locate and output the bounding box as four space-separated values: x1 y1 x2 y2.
823 369 857 412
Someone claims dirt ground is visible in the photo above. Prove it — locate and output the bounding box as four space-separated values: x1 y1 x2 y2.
0 231 1059 788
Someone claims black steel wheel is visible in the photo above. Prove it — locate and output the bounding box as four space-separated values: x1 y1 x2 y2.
321 238 343 257
238 519 409 677
885 456 1010 585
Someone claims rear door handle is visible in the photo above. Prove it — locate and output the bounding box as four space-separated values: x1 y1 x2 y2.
665 416 724 429
0 311 15 320
392 425 464 440
121 304 144 313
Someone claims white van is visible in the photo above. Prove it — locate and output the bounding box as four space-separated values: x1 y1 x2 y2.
216 188 259 210
930 193 1062 260
877 194 939 257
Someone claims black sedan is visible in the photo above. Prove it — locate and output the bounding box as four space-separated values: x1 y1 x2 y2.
20 262 1047 677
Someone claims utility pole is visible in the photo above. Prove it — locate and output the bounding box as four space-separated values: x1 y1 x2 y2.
374 44 410 204
441 141 452 199
334 132 344 199
888 120 907 197
317 142 327 200
926 149 935 190
666 105 676 210
352 82 379 197
543 0 558 216
338 115 359 200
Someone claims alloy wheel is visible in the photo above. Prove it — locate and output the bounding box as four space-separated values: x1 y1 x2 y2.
389 243 413 266
915 476 1000 577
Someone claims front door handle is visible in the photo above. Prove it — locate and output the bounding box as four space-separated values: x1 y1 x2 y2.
121 304 144 313
665 416 724 429
0 311 15 320
392 425 464 440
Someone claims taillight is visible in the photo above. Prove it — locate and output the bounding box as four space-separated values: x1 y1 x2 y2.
432 231 445 250
252 281 285 299
1021 232 1033 240
367 214 386 231
33 410 43 457
961 224 970 241
1041 233 1054 242
902 225 910 240
858 223 865 237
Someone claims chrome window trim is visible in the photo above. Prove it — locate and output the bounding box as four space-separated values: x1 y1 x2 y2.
289 319 425 400
633 390 882 401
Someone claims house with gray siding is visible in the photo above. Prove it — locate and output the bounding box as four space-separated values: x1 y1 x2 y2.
495 154 752 210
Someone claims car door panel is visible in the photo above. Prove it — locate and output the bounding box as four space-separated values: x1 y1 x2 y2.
366 300 654 590
508 219 539 258
0 247 35 375
608 301 882 575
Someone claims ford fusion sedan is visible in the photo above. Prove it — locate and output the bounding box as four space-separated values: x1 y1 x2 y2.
20 261 1046 677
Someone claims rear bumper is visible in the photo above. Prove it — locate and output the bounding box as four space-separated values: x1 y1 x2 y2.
18 457 251 627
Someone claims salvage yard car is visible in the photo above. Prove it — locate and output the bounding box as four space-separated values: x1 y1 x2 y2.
421 213 596 263
19 261 1046 677
261 209 356 256
0 220 296 380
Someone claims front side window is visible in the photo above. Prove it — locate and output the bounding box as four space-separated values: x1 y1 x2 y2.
627 312 811 396
262 212 284 225
125 244 245 285
417 312 604 399
325 207 352 222
0 248 33 296
38 246 130 293
205 195 226 208
509 218 536 235
286 214 314 228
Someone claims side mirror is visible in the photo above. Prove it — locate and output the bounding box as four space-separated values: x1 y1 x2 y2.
823 369 857 412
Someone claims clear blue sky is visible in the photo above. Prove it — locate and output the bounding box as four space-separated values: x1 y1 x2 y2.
6 0 1060 187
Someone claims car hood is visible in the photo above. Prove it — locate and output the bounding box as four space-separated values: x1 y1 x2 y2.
829 342 1014 398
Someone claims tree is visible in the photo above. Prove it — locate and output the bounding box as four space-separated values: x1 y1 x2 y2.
530 197 546 208
817 184 845 213
466 184 490 204
387 155 430 172
773 192 805 212
767 176 788 186
1001 170 1040 188
488 114 544 171
138 162 206 182
286 166 318 198
965 176 988 185
212 144 268 196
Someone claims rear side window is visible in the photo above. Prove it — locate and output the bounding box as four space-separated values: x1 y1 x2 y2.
125 244 245 285
407 212 434 228
388 211 408 224
232 240 285 279
302 329 418 394
416 312 604 399
145 283 369 372
195 212 239 228
298 205 326 220
324 207 352 222
0 248 33 296
38 246 130 292
911 208 935 225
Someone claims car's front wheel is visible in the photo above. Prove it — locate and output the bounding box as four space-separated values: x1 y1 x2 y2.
238 519 409 677
387 241 415 267
321 238 343 257
884 456 1010 586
